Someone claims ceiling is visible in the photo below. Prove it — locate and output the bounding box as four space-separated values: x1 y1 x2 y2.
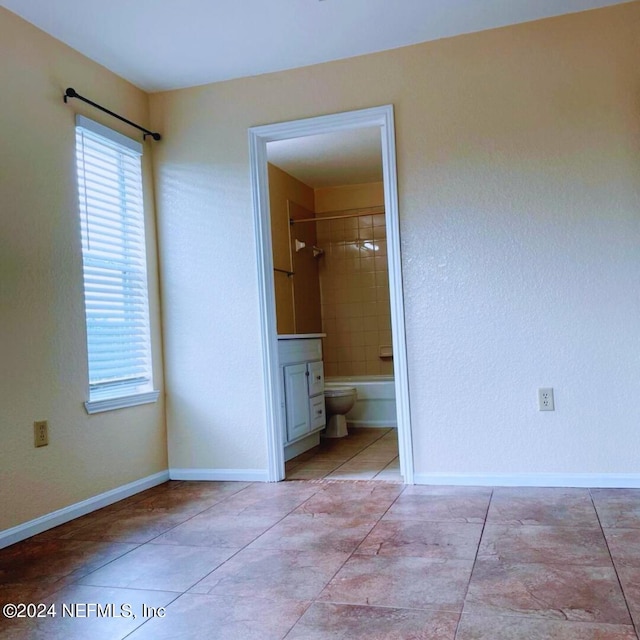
267 129 382 189
0 0 629 93
3 0 629 188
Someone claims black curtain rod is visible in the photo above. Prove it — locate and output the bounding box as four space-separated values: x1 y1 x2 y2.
63 87 161 141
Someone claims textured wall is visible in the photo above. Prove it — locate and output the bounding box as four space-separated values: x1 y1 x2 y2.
151 2 640 477
0 8 166 531
268 163 321 335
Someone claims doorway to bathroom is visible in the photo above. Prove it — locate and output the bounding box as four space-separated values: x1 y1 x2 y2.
249 105 414 484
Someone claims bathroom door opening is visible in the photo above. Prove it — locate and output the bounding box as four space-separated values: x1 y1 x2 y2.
249 105 414 484
284 205 397 480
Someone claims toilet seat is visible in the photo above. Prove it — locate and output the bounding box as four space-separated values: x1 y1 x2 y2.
324 387 356 398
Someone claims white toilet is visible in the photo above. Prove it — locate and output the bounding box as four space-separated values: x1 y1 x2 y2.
323 387 357 438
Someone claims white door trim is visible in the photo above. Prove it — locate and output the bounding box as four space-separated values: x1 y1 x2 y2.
249 105 414 483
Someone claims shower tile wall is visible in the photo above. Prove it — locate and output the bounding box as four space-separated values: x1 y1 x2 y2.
317 212 393 377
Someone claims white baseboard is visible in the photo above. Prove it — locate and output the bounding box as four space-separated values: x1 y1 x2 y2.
413 473 640 488
0 470 170 550
348 421 397 428
169 468 269 482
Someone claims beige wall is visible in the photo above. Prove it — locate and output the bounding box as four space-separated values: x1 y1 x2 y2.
7 0 638 537
315 183 391 376
288 201 323 335
315 182 385 213
151 2 640 479
267 163 321 335
0 7 166 531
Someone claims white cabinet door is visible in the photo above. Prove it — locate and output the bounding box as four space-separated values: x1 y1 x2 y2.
307 360 324 397
284 363 310 442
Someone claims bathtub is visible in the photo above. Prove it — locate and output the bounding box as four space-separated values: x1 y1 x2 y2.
324 375 396 428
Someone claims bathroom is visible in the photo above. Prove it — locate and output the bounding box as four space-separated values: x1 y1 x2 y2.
267 129 400 481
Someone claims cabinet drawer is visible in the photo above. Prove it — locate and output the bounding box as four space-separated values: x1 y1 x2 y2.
278 338 322 364
309 395 326 431
307 360 324 397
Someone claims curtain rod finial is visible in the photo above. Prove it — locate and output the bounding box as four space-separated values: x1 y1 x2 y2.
64 87 77 103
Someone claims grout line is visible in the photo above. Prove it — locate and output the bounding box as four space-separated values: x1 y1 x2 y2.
372 456 401 481
39 485 257 591
282 485 399 634
281 600 316 639
116 482 334 637
9 482 640 639
588 488 639 637
42 483 315 602
280 490 391 638
120 590 184 639
453 487 494 639
179 481 349 638
280 481 409 636
290 427 397 481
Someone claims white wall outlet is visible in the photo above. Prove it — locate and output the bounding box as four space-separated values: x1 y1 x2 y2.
34 420 49 447
538 388 554 411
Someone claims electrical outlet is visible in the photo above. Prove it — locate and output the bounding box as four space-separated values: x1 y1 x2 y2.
538 388 554 411
34 420 49 447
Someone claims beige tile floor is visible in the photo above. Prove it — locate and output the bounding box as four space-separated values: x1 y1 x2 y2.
285 426 401 481
1 478 640 638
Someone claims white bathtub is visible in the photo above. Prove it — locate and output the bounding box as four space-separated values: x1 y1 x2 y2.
324 375 396 428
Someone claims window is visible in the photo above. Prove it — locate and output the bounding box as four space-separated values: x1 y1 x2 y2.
75 115 158 413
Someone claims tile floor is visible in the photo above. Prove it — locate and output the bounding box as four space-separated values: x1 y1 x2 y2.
1 481 640 638
285 426 401 481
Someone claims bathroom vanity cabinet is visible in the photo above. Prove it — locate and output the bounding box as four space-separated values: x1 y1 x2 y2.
277 335 326 461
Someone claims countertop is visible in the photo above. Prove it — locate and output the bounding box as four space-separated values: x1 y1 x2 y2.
277 333 326 340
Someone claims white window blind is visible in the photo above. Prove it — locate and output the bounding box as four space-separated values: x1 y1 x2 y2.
75 116 156 410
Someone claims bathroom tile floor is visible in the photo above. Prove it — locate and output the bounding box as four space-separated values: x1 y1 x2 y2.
2 482 640 639
285 426 401 481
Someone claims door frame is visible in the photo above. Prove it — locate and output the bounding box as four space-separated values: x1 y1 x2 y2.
248 104 414 483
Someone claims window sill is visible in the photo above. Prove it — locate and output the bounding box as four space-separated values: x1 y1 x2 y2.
84 390 160 415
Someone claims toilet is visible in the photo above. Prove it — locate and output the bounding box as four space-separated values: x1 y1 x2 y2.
323 387 357 438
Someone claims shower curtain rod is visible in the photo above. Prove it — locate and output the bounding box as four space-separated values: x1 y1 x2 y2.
290 205 384 225
63 87 162 141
